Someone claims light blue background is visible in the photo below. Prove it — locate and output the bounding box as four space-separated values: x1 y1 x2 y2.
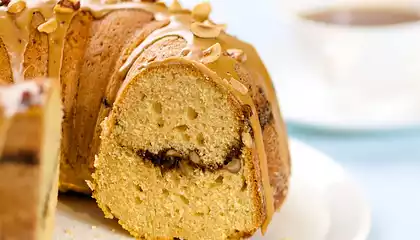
288 124 420 240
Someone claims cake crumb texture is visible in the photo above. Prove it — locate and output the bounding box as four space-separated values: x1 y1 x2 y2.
93 64 263 239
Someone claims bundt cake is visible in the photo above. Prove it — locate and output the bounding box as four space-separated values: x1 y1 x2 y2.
0 0 290 239
0 79 61 239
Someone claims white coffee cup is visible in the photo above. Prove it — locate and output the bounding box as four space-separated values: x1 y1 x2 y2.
262 0 420 128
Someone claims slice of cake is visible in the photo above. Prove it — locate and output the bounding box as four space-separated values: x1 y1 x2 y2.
92 59 267 239
0 79 61 240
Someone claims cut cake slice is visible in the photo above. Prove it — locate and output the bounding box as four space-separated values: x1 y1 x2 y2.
0 79 61 240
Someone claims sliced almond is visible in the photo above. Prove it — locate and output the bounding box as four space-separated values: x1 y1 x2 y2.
204 20 227 31
53 5 73 13
190 21 221 39
225 158 241 173
226 48 247 63
37 18 58 34
201 43 222 64
189 151 201 164
229 78 248 95
169 0 182 13
241 131 253 148
7 0 26 13
192 2 211 22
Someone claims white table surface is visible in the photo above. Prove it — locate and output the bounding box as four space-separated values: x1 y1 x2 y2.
288 124 420 240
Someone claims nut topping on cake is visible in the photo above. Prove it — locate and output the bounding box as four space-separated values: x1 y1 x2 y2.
226 49 247 63
180 48 191 57
169 0 182 13
201 43 222 64
54 0 80 13
204 20 227 31
192 2 211 22
37 18 58 34
190 22 221 39
155 1 166 7
7 0 26 13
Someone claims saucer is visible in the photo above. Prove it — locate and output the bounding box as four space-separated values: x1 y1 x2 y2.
252 139 371 240
277 82 420 131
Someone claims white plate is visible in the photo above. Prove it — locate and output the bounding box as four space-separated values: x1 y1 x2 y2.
54 139 371 240
252 139 371 240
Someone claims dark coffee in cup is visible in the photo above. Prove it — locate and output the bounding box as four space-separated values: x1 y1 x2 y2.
302 7 420 26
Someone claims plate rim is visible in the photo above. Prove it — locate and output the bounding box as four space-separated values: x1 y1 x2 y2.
289 139 372 240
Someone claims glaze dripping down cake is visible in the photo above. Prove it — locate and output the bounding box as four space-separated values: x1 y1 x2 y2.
0 79 61 240
0 0 290 239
